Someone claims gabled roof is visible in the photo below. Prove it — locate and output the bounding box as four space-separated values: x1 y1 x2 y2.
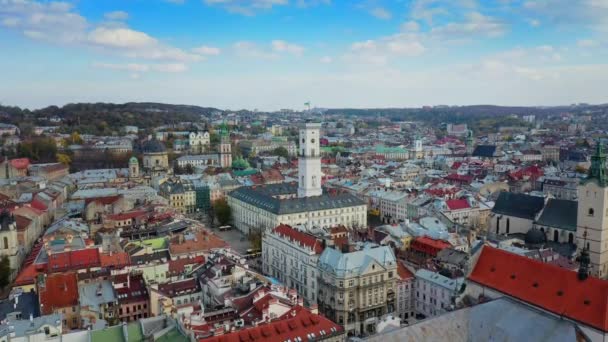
535 198 577 231
469 246 608 332
492 192 545 220
48 248 101 272
446 199 470 211
201 306 343 342
272 224 324 254
39 272 79 314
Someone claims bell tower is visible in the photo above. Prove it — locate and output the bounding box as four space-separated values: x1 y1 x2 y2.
219 122 232 168
576 141 608 278
298 122 323 198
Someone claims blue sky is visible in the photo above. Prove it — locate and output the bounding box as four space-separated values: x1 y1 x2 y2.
1 0 608 110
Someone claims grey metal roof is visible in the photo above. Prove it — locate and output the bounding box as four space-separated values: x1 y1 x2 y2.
228 183 366 215
472 145 497 158
365 298 579 342
0 292 40 321
492 192 545 220
535 198 577 231
318 244 396 277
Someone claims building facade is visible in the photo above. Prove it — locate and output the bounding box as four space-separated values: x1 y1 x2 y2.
317 245 397 337
262 224 324 306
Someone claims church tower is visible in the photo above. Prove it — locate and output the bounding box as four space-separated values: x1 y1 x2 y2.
219 122 232 168
466 130 474 156
576 141 608 278
298 122 323 198
129 156 139 178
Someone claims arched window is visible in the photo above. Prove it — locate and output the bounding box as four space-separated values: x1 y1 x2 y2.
495 217 500 234
506 218 510 234
589 208 595 217
3 237 8 249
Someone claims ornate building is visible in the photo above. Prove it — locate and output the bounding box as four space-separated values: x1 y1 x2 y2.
219 123 232 168
189 131 210 154
576 142 608 278
142 139 169 177
0 210 20 281
228 122 367 235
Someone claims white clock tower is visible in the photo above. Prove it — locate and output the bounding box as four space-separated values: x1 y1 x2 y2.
298 122 323 198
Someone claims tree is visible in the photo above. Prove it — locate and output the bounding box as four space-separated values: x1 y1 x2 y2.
272 146 289 159
575 165 588 174
213 198 232 226
0 255 11 289
249 231 262 251
56 153 72 165
69 132 83 144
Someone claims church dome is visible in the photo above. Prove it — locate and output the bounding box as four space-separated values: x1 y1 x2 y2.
525 227 546 245
129 156 138 164
142 139 166 153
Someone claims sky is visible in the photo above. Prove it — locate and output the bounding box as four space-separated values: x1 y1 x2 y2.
1 0 608 111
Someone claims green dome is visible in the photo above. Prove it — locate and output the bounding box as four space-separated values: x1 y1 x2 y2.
231 156 250 170
129 156 138 164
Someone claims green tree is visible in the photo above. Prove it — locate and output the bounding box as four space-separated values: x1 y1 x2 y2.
272 146 289 159
56 153 72 165
0 256 11 289
213 198 232 226
249 231 262 251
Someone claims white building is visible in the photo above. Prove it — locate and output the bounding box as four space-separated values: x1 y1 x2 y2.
262 224 324 306
414 269 463 318
188 131 210 153
396 263 415 323
298 122 323 198
228 122 367 235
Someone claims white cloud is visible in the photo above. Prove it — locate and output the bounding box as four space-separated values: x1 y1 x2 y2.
271 40 305 55
320 56 332 63
370 7 392 20
536 45 553 52
104 11 129 21
192 45 221 55
88 27 157 48
401 21 420 32
233 41 279 60
93 62 188 74
430 12 507 39
0 0 87 43
578 39 599 47
527 18 541 27
0 0 203 65
203 0 289 16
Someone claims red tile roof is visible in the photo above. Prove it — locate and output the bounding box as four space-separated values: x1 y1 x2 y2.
30 199 47 211
469 246 608 332
10 158 30 170
106 210 146 221
397 261 414 280
100 251 131 268
14 214 32 231
446 198 471 211
39 272 79 314
48 248 101 272
273 224 324 254
168 255 205 275
14 263 41 286
84 195 122 206
200 306 343 342
412 236 451 250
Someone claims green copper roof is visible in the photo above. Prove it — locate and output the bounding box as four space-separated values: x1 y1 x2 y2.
375 145 407 154
91 325 124 342
233 168 258 177
219 121 229 137
129 156 138 164
584 141 607 187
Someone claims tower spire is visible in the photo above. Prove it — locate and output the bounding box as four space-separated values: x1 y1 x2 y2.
586 140 607 187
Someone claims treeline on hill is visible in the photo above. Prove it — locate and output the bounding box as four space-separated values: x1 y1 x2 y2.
0 102 221 136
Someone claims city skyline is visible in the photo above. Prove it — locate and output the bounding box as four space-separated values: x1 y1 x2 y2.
1 0 608 110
